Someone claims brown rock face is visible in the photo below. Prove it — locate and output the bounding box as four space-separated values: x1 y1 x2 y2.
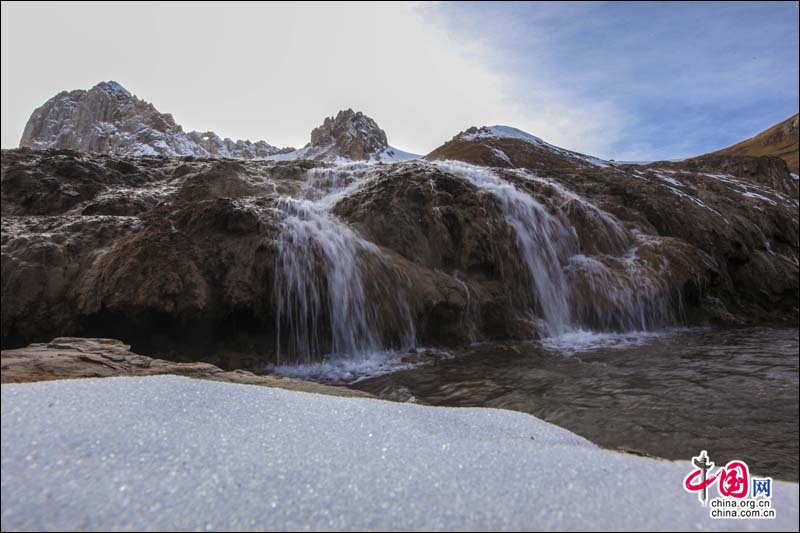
655 155 798 198
1 139 797 367
19 81 292 159
703 113 799 174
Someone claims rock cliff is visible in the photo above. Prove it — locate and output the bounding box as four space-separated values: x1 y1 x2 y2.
19 81 293 158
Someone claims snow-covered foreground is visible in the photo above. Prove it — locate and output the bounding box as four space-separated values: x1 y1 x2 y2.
1 377 797 532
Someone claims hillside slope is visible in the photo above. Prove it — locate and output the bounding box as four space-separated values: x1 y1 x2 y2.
705 113 799 174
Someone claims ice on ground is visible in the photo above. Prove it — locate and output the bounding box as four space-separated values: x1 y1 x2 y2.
2 376 797 531
653 178 729 221
741 191 778 205
702 173 797 208
490 147 512 164
652 170 686 188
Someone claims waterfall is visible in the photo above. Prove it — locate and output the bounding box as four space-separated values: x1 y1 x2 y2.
431 161 579 336
274 197 381 362
565 252 682 331
432 160 683 339
272 164 415 364
272 159 686 368
515 171 632 256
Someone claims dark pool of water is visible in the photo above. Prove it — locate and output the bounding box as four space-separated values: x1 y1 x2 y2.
352 327 799 481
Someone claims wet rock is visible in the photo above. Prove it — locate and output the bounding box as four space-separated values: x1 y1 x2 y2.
175 160 268 202
425 131 797 326
1 146 797 367
0 337 371 398
659 155 798 198
1 215 142 345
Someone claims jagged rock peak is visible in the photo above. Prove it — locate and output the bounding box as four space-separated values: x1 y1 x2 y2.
19 81 292 159
93 80 133 99
271 108 417 162
307 108 389 160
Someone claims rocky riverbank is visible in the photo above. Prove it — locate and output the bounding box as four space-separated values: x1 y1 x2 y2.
1 337 369 398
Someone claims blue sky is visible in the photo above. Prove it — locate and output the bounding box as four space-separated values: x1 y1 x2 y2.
1 2 798 160
428 1 799 160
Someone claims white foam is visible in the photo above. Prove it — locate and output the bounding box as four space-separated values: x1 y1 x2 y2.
540 328 682 355
271 348 452 384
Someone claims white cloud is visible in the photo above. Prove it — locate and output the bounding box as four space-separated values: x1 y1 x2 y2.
1 1 623 156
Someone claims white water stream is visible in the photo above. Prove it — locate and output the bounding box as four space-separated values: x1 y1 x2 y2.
273 160 685 375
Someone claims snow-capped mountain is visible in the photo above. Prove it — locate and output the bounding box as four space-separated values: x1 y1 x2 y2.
19 82 419 163
19 81 294 159
267 109 419 163
425 125 608 169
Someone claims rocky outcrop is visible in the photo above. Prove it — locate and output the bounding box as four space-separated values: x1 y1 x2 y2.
0 337 371 397
651 154 799 198
185 131 296 160
421 127 797 327
1 151 306 356
2 137 797 366
703 113 799 174
19 81 293 159
308 109 388 160
19 82 417 163
283 109 419 162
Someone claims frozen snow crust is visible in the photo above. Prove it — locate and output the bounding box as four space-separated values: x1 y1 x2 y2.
2 376 798 531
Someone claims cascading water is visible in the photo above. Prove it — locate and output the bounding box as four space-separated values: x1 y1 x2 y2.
516 170 685 332
514 170 632 256
272 164 416 365
298 164 373 206
273 197 381 361
431 161 579 337
272 158 689 376
432 160 685 343
564 252 682 332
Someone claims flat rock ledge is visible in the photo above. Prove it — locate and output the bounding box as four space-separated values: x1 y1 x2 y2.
0 337 370 398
